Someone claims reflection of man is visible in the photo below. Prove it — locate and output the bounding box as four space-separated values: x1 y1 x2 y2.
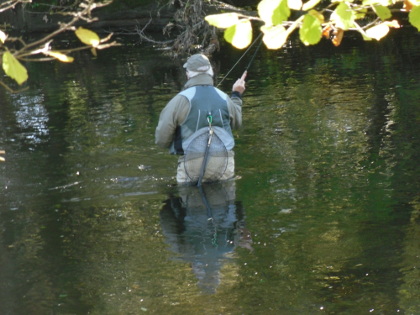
155 54 246 184
159 181 252 294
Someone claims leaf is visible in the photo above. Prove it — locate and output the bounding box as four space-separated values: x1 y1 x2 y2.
2 51 28 85
363 0 393 5
373 5 392 20
403 0 414 11
354 7 368 19
299 12 322 45
385 20 400 28
0 30 7 43
302 0 321 11
224 20 253 49
322 25 332 38
75 27 100 47
409 6 420 31
91 47 97 57
288 0 302 10
261 25 288 49
205 13 239 28
308 9 324 22
331 2 356 30
332 28 344 46
365 23 390 40
258 0 290 26
46 51 74 63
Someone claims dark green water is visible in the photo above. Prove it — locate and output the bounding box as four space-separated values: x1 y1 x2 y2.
0 30 419 314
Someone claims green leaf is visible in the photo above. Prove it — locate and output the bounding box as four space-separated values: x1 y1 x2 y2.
299 13 322 45
258 0 290 26
365 23 390 40
302 0 321 11
373 5 392 20
261 25 288 49
354 7 368 19
331 2 356 30
224 20 253 49
2 51 28 85
75 27 100 47
205 13 239 28
409 6 420 31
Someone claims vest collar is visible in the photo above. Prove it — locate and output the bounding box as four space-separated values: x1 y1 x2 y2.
184 74 214 89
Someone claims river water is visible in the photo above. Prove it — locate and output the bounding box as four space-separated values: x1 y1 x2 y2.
0 29 419 314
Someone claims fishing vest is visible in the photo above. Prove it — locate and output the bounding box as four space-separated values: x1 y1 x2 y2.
172 85 234 155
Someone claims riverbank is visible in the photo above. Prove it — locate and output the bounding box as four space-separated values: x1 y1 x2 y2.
1 2 174 34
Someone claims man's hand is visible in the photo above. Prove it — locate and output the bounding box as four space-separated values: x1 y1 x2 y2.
232 71 247 95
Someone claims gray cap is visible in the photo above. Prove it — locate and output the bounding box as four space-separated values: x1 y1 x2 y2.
183 54 211 72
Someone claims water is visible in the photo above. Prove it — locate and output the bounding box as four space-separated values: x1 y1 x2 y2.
0 30 419 314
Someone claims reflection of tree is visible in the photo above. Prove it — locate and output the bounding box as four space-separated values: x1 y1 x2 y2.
160 181 252 294
0 46 185 314
233 35 419 312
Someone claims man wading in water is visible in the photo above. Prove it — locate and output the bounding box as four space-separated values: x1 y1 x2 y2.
155 54 246 184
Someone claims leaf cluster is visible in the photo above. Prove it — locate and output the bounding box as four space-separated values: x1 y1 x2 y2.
205 0 420 50
0 0 118 92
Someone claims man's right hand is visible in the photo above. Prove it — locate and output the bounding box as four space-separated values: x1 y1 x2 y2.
232 71 247 95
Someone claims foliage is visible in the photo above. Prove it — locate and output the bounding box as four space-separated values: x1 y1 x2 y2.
205 0 420 50
0 0 118 92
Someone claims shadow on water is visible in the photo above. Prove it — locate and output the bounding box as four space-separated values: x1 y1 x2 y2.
160 181 253 294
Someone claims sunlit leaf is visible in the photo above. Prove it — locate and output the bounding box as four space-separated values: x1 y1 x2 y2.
205 13 239 28
224 20 253 49
331 2 356 30
261 25 288 49
354 7 368 19
365 23 390 40
258 0 290 26
308 9 324 22
46 51 74 63
322 25 331 38
403 0 414 11
0 30 7 43
75 27 100 47
302 0 321 11
385 20 400 28
363 0 393 5
373 5 392 20
332 28 344 46
299 12 322 45
2 51 28 85
409 6 420 31
288 0 302 10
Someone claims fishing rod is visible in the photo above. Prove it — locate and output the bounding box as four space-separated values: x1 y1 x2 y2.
217 32 264 88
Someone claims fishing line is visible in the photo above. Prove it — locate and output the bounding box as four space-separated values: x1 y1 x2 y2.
244 33 264 71
217 32 263 87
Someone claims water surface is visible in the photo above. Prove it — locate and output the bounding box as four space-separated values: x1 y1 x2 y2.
0 30 419 314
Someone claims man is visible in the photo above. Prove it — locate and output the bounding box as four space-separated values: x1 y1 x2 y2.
155 53 246 184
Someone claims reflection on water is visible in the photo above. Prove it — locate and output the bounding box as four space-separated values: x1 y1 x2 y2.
160 181 252 294
0 30 419 314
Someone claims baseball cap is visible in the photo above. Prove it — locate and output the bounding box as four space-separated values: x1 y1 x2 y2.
183 54 211 72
